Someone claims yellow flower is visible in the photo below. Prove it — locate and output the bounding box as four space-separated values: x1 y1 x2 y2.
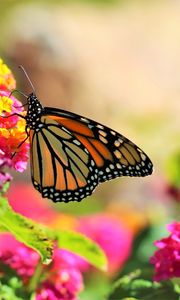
0 105 27 143
0 96 13 114
0 58 11 75
16 117 26 133
0 128 10 138
0 59 16 90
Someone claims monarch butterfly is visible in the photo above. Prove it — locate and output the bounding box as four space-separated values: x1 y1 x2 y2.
11 67 153 203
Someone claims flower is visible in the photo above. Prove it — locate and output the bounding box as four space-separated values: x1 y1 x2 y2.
36 277 82 300
0 59 29 189
0 58 16 90
0 233 39 281
0 91 29 173
36 249 83 300
78 214 133 274
0 234 84 299
150 222 180 281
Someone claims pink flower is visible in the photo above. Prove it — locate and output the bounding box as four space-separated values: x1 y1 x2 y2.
78 214 133 274
36 249 83 300
0 233 83 299
36 279 81 300
150 222 180 281
36 251 83 300
53 249 87 273
0 233 39 282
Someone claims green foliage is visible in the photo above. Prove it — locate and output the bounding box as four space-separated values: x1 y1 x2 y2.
119 225 168 277
165 152 180 187
1 181 10 194
0 197 107 272
0 197 53 264
0 278 24 300
80 273 111 300
0 0 118 21
107 270 180 300
135 224 169 262
54 229 108 271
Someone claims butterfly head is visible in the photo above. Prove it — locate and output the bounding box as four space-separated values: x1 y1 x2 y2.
26 93 44 129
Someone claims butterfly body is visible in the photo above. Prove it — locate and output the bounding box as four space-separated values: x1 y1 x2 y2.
26 93 44 129
24 93 153 203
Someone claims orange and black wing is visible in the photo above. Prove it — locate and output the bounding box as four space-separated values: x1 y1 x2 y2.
29 107 153 203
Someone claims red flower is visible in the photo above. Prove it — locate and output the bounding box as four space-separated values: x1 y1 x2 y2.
150 222 180 281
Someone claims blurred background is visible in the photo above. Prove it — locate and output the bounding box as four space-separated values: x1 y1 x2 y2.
1 0 180 244
0 0 180 298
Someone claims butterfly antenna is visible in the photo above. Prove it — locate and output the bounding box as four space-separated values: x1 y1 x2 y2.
18 65 36 94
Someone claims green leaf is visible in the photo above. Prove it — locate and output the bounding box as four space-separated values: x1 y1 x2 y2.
1 181 10 194
0 280 23 300
55 230 107 271
107 270 180 300
165 152 180 187
0 197 53 264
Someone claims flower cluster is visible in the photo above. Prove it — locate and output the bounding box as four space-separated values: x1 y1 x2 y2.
150 222 180 281
0 233 83 300
0 208 133 298
0 233 39 282
0 59 29 189
6 182 134 298
36 249 83 300
9 183 133 276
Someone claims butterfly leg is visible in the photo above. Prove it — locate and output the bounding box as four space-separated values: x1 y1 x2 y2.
8 89 28 99
11 135 29 159
11 125 29 159
1 113 26 120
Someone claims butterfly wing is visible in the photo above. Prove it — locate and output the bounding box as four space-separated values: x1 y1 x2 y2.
29 107 153 202
29 124 99 203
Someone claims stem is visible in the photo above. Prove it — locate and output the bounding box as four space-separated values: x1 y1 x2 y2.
27 261 43 293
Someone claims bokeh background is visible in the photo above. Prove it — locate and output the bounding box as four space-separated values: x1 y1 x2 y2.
0 0 180 298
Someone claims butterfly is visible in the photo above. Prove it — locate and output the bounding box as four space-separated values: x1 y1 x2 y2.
12 67 153 203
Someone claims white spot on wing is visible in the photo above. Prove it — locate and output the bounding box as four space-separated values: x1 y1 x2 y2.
97 125 104 129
